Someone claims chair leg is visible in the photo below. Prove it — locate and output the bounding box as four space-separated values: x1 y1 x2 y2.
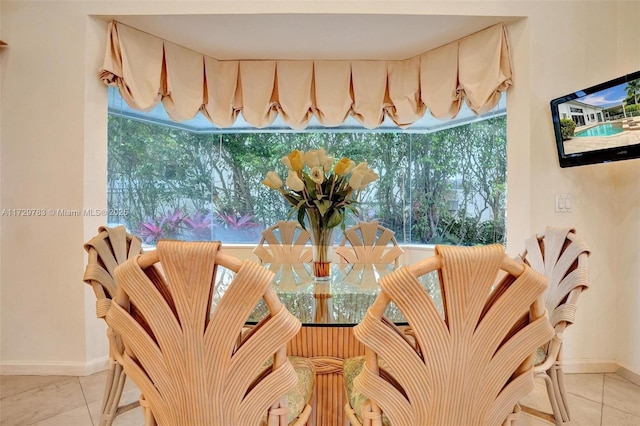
99 359 138 426
99 359 122 426
550 359 571 423
540 372 564 426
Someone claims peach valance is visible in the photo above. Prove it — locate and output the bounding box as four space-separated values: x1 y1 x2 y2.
100 21 512 130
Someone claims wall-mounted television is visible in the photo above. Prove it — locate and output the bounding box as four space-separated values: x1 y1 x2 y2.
550 70 640 168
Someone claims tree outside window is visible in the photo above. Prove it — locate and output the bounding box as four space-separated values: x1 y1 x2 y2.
108 97 506 246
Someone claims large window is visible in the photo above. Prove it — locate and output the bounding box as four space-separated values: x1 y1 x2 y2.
107 88 507 246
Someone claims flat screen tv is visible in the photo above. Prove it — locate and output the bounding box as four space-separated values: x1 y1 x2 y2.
550 70 640 167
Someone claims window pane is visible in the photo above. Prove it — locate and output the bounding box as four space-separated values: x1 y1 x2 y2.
108 89 506 246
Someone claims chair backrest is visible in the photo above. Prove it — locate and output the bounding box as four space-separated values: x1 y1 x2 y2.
106 240 302 426
519 227 590 330
253 220 313 263
353 244 554 425
83 225 143 320
335 221 404 265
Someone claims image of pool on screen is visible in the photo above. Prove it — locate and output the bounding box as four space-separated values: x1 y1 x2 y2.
575 123 624 138
550 70 640 167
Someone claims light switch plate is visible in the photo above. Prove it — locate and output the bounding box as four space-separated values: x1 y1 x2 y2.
555 194 572 213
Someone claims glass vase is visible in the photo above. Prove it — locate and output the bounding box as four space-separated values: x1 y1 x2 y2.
307 210 335 280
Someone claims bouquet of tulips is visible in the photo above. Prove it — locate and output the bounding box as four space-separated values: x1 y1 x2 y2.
262 148 378 231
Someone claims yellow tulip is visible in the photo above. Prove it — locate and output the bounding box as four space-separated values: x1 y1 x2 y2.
304 149 321 168
287 150 305 171
334 157 355 175
281 156 292 169
286 170 305 192
322 156 334 172
262 171 283 189
360 169 379 187
348 162 378 190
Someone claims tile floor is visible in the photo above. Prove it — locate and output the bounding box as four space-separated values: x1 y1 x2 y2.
1 370 639 425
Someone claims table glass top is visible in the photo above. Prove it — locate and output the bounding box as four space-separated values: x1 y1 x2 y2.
214 262 443 326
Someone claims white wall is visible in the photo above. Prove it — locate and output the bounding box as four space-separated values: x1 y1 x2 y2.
1 2 89 374
614 0 640 377
0 1 3 361
0 1 638 376
523 3 617 373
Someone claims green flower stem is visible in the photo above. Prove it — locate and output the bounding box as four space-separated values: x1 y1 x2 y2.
334 189 355 209
329 177 336 199
301 185 314 208
278 188 295 206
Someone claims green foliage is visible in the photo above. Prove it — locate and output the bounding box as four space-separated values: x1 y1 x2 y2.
435 215 506 246
624 103 640 114
560 118 576 140
625 79 640 105
107 112 507 246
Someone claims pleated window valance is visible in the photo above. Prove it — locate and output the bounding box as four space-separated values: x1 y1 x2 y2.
100 21 512 130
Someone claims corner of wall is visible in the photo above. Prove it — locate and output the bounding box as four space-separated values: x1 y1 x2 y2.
82 16 111 367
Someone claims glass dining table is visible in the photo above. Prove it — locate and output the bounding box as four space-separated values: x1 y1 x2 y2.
214 261 442 426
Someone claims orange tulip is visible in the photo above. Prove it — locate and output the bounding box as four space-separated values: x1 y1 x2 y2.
334 157 355 175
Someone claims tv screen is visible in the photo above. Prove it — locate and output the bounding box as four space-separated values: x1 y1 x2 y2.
550 70 640 167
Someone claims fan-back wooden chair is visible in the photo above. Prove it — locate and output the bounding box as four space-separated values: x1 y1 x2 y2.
335 221 404 265
518 227 590 426
343 244 554 426
106 240 314 426
83 225 143 426
254 220 313 263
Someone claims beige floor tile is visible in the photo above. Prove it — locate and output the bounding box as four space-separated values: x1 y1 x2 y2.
86 397 102 425
86 393 141 425
30 405 93 426
603 373 640 417
87 399 145 426
565 373 605 404
520 385 603 426
601 405 640 426
78 369 140 405
563 393 602 426
78 370 109 404
0 377 86 426
113 406 145 426
520 380 553 415
0 375 75 399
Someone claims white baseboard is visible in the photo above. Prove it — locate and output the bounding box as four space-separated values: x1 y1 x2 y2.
0 357 108 376
616 365 640 387
563 359 619 374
